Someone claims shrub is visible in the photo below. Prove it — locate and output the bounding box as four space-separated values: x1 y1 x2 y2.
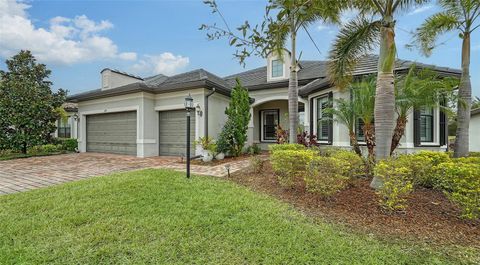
249 155 264 174
28 144 62 155
275 124 288 144
269 143 305 152
270 149 315 187
469 152 480 157
330 150 366 178
433 162 480 219
245 143 261 155
58 138 77 151
454 157 480 164
393 151 450 188
297 131 318 147
305 156 350 196
374 160 414 211
194 136 216 153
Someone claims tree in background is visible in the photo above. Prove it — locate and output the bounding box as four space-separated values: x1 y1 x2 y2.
412 0 479 157
218 79 251 157
0 50 66 153
328 0 430 188
473 96 480 109
391 65 458 154
201 0 341 143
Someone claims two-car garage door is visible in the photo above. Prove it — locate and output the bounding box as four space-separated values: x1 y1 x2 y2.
86 111 137 156
85 110 194 156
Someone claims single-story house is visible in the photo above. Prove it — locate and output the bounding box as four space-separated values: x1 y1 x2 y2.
469 108 480 152
54 103 79 139
67 52 461 157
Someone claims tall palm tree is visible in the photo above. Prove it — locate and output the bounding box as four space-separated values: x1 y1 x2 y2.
352 76 376 161
328 0 430 188
412 0 480 158
391 66 457 154
201 0 341 143
324 98 363 156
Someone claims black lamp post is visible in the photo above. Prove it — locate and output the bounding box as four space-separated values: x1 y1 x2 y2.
184 94 194 178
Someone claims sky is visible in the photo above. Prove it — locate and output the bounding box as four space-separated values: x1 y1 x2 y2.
0 0 479 97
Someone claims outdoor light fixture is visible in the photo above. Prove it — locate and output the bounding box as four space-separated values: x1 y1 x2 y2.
185 94 195 178
72 113 79 121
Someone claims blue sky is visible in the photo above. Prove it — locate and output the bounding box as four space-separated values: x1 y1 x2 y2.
1 0 479 97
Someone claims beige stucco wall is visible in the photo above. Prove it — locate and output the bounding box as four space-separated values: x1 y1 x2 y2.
207 92 230 139
469 113 480 152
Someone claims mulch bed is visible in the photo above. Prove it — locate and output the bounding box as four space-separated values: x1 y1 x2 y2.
230 161 480 247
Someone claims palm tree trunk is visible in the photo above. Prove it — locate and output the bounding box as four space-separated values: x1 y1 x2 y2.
453 32 471 158
288 20 298 144
364 122 375 160
349 131 362 156
371 23 396 189
390 116 407 155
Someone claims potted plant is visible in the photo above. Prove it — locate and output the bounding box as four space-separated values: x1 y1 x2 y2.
195 136 215 162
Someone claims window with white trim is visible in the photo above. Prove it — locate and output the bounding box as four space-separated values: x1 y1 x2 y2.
271 59 283 78
261 109 279 142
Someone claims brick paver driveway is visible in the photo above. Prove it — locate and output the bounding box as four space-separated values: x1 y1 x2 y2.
0 153 250 195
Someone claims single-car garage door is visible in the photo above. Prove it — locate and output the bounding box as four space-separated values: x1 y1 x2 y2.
86 111 137 155
159 110 195 156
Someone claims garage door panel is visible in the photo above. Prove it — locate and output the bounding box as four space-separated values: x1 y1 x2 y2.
86 111 137 156
159 110 195 156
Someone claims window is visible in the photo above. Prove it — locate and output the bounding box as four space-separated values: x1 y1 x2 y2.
261 110 279 141
58 118 71 138
316 97 331 141
420 107 434 142
271 59 283 78
356 118 365 142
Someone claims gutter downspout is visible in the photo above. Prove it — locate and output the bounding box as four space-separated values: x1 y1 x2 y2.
205 88 216 138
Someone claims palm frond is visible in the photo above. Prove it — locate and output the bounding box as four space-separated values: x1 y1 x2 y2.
328 17 381 88
412 11 460 56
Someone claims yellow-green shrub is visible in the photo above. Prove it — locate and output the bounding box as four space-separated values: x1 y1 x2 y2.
305 157 350 196
330 150 366 178
269 143 305 152
454 157 480 164
249 155 264 174
433 162 480 220
393 151 450 188
270 149 315 187
374 160 414 211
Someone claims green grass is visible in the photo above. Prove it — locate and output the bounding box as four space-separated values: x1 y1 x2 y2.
0 169 476 264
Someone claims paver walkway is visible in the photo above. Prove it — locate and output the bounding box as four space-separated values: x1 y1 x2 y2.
0 153 250 195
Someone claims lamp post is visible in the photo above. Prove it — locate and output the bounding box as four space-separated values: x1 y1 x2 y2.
184 94 194 178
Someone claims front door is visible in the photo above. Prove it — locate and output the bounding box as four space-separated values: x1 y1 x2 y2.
261 109 279 142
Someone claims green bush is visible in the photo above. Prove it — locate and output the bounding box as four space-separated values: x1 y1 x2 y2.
433 162 480 219
245 143 261 155
453 157 480 164
270 149 315 187
374 160 414 211
58 138 78 151
330 150 366 178
28 144 62 155
392 151 450 188
269 143 305 152
305 156 350 196
469 152 480 157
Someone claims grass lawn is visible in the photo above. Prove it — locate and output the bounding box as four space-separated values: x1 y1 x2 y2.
0 169 476 264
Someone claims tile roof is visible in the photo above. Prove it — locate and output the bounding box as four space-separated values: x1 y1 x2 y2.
68 55 461 102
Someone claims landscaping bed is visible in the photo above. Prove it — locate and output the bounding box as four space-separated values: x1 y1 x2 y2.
231 160 480 247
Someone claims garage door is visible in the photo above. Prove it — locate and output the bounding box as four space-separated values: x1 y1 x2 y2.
86 111 137 155
159 110 195 156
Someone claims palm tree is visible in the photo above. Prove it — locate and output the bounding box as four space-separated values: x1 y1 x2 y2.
391 66 457 154
324 98 362 156
201 0 341 143
412 0 480 157
352 76 376 161
328 0 431 188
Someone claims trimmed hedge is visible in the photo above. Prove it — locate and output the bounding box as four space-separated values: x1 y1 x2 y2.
305 156 350 196
270 148 316 187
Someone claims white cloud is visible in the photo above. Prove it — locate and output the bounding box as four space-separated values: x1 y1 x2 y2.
132 53 190 76
408 5 433 15
0 0 136 65
317 24 328 31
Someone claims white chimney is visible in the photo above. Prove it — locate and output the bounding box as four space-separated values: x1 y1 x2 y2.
101 68 143 90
